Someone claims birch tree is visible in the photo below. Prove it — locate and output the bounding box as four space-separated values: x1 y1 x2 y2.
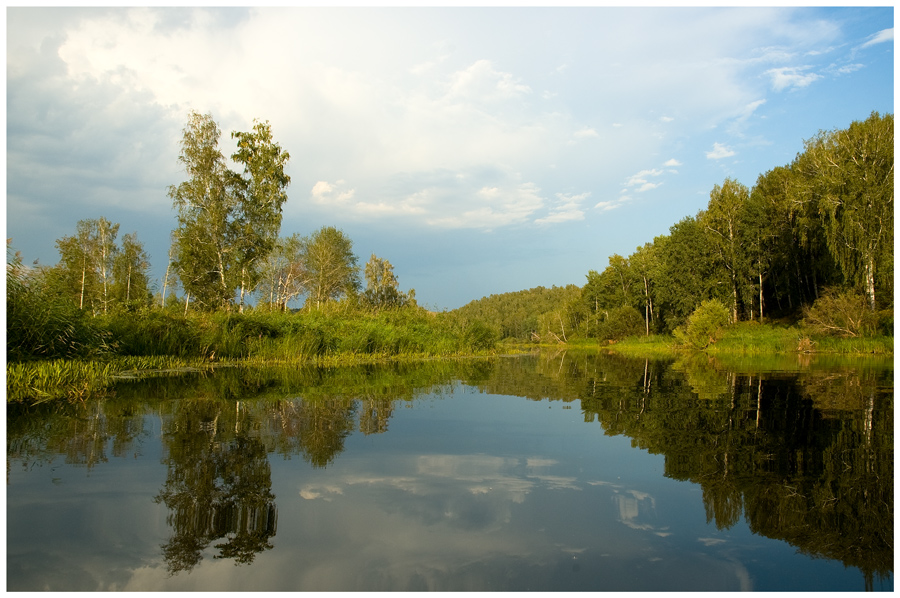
300 226 360 308
794 112 893 310
230 120 291 312
169 112 291 311
169 112 235 310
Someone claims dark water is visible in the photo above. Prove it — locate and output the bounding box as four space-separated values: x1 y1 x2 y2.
6 351 893 591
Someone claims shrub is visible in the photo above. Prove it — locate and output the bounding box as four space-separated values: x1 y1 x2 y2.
595 305 645 341
462 320 498 352
801 288 879 338
673 299 732 350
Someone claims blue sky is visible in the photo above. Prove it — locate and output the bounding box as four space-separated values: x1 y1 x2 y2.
6 6 894 310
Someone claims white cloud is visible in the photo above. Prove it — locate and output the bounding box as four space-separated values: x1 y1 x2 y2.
311 180 356 204
573 128 599 138
828 63 864 75
765 66 822 91
861 27 893 48
534 191 589 224
664 159 682 167
660 116 674 122
427 182 545 229
706 142 736 160
625 169 663 188
447 59 532 103
594 200 622 212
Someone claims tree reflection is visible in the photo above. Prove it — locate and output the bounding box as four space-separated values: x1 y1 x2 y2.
573 353 893 587
154 399 277 574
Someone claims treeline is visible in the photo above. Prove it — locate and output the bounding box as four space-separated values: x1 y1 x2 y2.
6 111 492 368
451 284 581 342
454 112 893 343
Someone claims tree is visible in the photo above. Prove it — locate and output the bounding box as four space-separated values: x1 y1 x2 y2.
300 226 360 308
363 254 405 310
230 120 291 312
653 217 729 332
794 112 893 310
169 112 291 311
257 234 307 311
112 232 151 310
629 242 659 335
54 220 98 311
700 178 750 323
53 217 120 314
94 217 119 315
169 112 235 310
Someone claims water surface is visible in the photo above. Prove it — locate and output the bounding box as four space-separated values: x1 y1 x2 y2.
7 351 893 591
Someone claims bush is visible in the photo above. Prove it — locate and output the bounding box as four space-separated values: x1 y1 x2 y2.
462 320 498 352
673 299 732 349
801 288 879 338
595 305 645 341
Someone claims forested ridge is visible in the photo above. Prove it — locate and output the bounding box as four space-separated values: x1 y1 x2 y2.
453 111 893 345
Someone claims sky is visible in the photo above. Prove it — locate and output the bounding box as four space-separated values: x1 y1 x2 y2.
6 6 894 310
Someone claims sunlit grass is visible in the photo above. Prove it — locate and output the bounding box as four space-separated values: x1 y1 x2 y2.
7 356 215 403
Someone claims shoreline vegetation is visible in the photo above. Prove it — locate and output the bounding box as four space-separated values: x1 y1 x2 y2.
6 305 891 404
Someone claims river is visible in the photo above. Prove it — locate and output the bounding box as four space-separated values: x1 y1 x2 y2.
6 350 893 591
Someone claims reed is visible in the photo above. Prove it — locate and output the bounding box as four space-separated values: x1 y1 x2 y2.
7 360 115 403
7 356 215 403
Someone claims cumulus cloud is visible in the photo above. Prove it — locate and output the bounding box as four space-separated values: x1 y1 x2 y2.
625 169 663 188
311 180 356 204
664 159 682 167
706 142 736 160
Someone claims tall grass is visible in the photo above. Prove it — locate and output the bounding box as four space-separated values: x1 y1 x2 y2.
6 356 216 403
8 301 501 403
609 321 892 357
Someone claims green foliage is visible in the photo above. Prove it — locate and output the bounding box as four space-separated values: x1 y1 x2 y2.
801 288 880 338
595 305 645 341
673 299 732 350
7 249 111 361
169 112 291 311
794 112 893 310
452 284 581 341
101 309 204 357
300 226 361 308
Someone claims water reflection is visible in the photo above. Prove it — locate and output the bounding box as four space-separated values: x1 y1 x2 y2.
6 352 893 590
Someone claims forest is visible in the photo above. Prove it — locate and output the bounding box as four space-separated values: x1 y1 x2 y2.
5 111 894 401
454 111 893 346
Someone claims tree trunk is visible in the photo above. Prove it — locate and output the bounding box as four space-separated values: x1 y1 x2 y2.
239 266 247 313
80 256 86 310
161 261 171 308
865 254 876 311
758 272 764 321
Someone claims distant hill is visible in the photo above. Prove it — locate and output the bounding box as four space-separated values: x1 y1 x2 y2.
451 284 581 341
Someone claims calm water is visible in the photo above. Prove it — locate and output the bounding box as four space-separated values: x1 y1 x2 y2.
6 351 893 591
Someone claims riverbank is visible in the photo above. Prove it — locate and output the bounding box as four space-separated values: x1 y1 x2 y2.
592 321 893 357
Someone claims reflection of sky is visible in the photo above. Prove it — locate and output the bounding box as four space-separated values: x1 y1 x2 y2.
6 387 875 591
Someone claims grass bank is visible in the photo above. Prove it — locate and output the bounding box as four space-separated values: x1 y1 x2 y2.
606 322 892 356
7 306 501 404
